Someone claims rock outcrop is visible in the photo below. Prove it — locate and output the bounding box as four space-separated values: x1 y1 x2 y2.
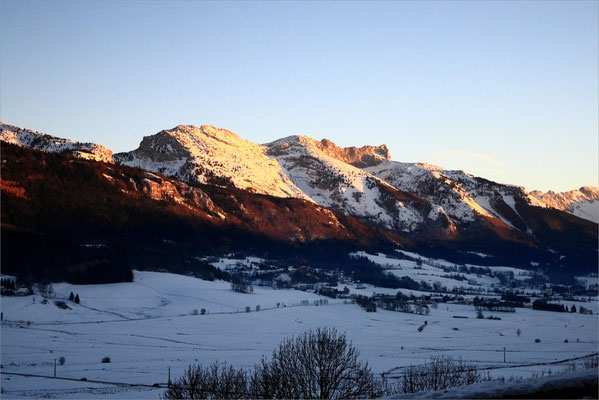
318 139 390 167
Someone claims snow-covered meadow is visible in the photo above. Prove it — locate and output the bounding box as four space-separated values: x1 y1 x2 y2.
1 270 597 399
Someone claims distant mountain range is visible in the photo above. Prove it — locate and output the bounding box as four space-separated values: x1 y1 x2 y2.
1 122 597 280
529 187 598 223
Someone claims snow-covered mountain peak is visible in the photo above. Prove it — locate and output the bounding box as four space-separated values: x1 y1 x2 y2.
156 124 257 150
0 122 113 163
266 134 429 232
167 124 252 147
529 187 598 207
579 186 599 197
114 125 311 200
364 160 547 231
267 135 391 168
266 134 320 150
529 186 599 223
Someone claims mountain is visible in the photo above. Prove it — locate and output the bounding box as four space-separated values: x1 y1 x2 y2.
363 161 548 233
0 122 113 163
265 135 595 253
1 122 597 278
266 135 430 233
114 124 310 200
529 187 599 223
1 142 405 283
115 126 434 234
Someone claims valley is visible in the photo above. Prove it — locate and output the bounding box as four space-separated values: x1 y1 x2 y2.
1 122 597 399
2 2 597 398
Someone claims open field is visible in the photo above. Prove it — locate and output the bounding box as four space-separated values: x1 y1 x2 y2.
1 271 597 399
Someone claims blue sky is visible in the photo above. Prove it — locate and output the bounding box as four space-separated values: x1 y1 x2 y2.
1 1 597 192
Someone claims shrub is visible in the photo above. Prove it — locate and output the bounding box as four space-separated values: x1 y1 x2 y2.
534 338 541 343
101 356 111 363
200 308 206 315
583 355 599 369
401 355 482 393
355 295 376 312
54 301 70 310
58 356 66 365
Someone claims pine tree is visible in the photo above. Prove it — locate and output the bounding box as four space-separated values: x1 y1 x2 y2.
74 294 80 304
69 292 74 301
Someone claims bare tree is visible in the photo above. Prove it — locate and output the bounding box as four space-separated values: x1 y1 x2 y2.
162 362 248 400
250 327 384 399
162 365 205 400
207 363 248 399
164 328 385 399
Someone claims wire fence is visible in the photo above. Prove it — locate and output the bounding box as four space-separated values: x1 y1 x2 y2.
0 370 167 388
382 352 599 379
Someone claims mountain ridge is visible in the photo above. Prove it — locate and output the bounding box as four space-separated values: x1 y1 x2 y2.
529 187 599 223
0 122 113 163
2 129 597 281
1 121 596 226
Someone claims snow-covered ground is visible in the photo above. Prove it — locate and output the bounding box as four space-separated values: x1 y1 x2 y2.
567 199 599 223
353 251 526 290
1 271 598 399
577 275 599 288
207 256 269 271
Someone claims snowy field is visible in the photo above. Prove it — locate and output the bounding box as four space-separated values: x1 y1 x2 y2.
353 251 541 290
354 251 499 290
1 271 598 399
